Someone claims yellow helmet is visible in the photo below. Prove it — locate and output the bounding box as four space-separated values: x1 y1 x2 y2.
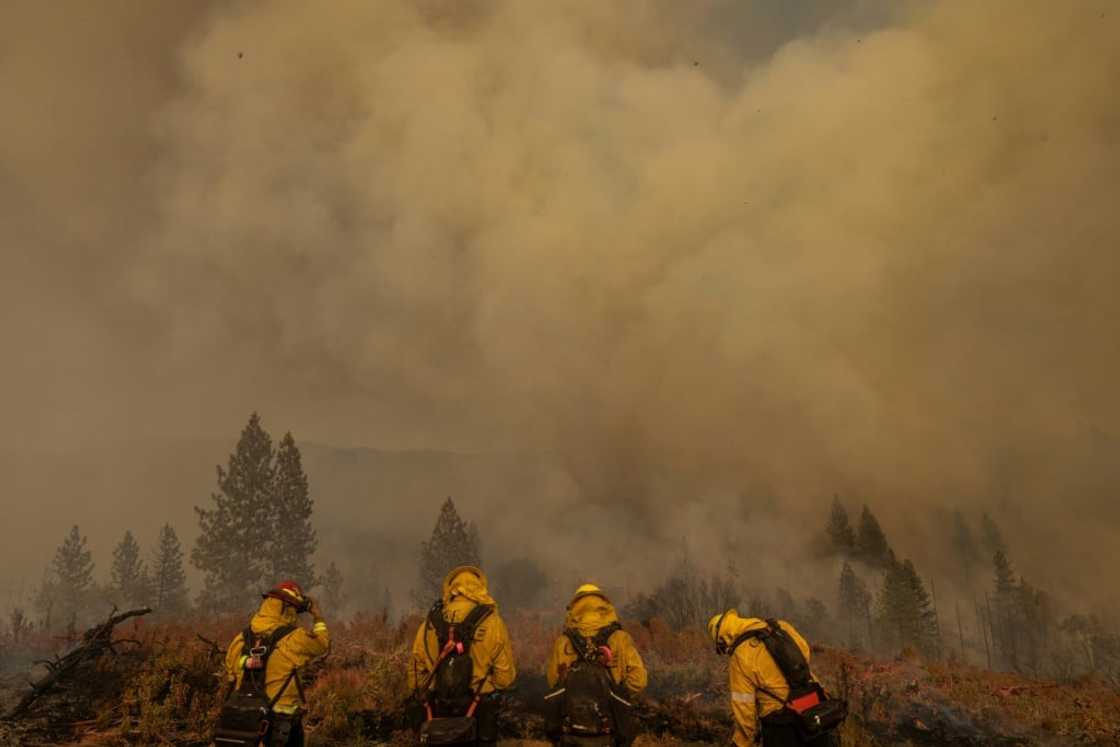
568 583 608 608
709 609 737 653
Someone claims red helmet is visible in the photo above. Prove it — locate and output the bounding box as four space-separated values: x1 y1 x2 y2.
262 580 309 612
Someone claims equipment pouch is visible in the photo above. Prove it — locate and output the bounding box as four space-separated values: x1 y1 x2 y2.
212 692 269 745
419 716 478 745
793 697 848 741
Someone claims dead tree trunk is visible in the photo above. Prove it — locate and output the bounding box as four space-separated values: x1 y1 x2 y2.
1 606 152 721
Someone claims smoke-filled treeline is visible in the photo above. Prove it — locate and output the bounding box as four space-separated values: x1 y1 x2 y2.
8 411 1118 691
4 0 1120 662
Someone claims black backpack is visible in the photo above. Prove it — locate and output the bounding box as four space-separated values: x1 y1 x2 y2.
545 622 636 740
727 619 847 742
425 601 495 717
213 624 301 746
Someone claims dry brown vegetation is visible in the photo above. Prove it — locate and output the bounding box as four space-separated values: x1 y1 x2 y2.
2 611 1118 746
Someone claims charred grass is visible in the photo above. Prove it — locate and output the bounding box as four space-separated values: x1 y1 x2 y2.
1 613 1118 745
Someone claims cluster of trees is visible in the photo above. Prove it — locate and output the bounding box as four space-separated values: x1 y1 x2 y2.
193 413 318 613
821 498 1120 684
624 551 740 629
33 523 189 633
822 498 941 658
29 412 317 630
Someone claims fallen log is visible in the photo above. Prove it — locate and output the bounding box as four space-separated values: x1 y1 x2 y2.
1 606 152 721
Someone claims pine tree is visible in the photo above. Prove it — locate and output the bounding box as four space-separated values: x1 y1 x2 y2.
269 432 317 587
981 512 1007 557
322 561 344 612
151 524 189 614
193 413 276 613
111 530 151 608
951 511 980 584
1015 578 1051 676
416 498 482 605
855 505 892 569
51 525 95 624
900 560 940 657
33 568 58 632
876 557 938 656
838 561 872 649
991 549 1020 670
826 496 857 556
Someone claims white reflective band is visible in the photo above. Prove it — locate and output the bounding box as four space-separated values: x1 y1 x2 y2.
731 691 755 704
313 622 328 634
610 691 633 707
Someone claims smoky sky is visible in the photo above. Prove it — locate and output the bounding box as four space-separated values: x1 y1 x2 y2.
3 1 1119 609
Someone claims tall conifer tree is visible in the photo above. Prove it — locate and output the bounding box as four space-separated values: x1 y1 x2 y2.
51 525 95 627
416 498 481 604
856 505 892 568
111 530 151 607
193 413 276 613
826 497 857 556
838 561 872 648
269 432 317 587
152 524 189 614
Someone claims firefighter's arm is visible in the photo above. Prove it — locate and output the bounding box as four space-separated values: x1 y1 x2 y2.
287 622 331 662
408 622 434 692
545 635 568 688
616 631 648 695
728 653 759 746
224 633 245 683
486 616 517 690
280 598 330 662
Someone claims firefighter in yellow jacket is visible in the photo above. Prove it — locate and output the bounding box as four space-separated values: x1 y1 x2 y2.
545 584 647 746
708 610 834 747
221 580 331 746
409 566 516 745
546 584 648 694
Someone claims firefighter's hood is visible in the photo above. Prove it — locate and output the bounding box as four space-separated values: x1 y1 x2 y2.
565 585 619 636
708 609 768 648
250 596 298 634
442 565 496 608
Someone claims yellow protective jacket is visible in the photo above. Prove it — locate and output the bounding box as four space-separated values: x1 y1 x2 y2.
408 566 517 696
714 611 815 747
546 590 647 696
224 598 331 715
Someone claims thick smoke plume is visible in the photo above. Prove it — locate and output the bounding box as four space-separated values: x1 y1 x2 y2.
3 1 1119 610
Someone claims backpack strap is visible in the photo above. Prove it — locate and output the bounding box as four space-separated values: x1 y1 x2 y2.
565 622 623 663
429 602 493 652
456 603 494 650
260 626 302 710
564 628 593 661
428 601 450 646
726 627 768 658
593 622 622 650
237 624 299 699
266 624 297 649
